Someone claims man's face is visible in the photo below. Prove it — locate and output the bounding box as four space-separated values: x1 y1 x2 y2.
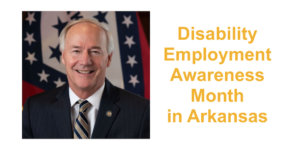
62 22 112 96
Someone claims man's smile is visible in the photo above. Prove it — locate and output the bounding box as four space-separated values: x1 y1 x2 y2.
75 69 95 74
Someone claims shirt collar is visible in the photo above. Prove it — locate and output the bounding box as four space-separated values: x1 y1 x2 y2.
69 82 105 109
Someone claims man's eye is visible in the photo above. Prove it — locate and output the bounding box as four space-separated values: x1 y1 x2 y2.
91 50 102 54
72 50 80 53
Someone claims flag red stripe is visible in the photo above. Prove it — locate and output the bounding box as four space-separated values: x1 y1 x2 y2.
22 80 44 105
136 12 150 99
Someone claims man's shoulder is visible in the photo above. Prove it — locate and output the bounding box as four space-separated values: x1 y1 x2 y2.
26 85 67 105
112 85 149 110
118 87 148 101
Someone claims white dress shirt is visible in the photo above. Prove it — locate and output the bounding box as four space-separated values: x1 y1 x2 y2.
69 83 105 138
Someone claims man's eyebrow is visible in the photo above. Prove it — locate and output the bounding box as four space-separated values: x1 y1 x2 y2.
90 46 102 50
71 45 81 49
70 46 102 50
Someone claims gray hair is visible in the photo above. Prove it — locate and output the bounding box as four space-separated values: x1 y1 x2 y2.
59 18 114 54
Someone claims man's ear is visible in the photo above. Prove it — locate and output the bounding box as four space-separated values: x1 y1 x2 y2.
61 51 65 65
107 52 113 67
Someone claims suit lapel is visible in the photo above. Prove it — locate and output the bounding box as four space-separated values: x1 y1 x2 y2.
52 85 73 138
92 79 120 138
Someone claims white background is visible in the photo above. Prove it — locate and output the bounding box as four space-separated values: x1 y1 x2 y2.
1 0 300 149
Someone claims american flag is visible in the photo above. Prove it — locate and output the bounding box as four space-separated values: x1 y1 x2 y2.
22 11 150 105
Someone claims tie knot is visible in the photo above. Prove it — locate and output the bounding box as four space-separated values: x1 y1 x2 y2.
77 99 91 113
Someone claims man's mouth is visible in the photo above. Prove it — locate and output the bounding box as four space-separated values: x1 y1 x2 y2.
76 70 94 74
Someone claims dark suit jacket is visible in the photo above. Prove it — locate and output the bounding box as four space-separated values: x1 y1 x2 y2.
22 79 150 138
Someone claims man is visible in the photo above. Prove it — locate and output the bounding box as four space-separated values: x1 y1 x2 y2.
22 18 150 139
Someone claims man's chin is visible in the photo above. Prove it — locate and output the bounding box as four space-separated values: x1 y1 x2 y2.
71 81 93 89
75 82 103 91
76 84 94 91
69 79 104 94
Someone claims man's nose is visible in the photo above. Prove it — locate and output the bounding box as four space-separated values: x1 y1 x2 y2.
80 50 92 65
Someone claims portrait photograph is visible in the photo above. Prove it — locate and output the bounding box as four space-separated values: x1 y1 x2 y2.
22 11 150 139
